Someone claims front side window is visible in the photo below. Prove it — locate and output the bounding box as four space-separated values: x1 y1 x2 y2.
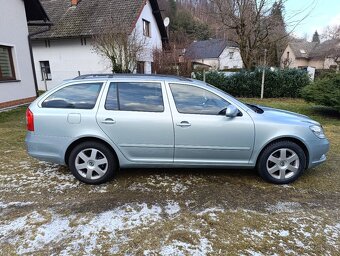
170 83 230 115
40 61 52 80
105 82 164 112
42 83 102 109
0 45 16 81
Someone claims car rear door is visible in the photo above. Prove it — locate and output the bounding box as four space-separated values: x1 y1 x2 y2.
166 82 255 165
96 80 174 163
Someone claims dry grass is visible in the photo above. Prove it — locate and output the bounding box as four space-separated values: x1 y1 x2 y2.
0 100 339 255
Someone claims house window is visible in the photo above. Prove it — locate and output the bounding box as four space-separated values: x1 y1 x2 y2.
0 45 16 81
143 19 151 37
81 37 87 46
287 51 290 59
151 62 155 74
40 61 52 80
229 52 234 59
44 40 51 48
137 61 145 74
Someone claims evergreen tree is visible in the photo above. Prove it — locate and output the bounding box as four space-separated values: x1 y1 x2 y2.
312 31 320 43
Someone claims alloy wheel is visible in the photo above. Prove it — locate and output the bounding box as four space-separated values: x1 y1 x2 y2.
266 148 300 180
75 148 108 180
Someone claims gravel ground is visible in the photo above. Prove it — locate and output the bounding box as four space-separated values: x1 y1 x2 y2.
0 104 339 255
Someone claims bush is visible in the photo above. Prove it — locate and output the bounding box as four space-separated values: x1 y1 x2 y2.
194 68 310 98
302 73 340 111
315 69 336 80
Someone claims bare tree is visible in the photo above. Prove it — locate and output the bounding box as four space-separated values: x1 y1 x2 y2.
92 18 146 73
153 46 192 77
210 0 313 69
322 25 340 40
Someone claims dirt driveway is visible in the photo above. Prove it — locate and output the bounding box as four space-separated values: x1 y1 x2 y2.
0 105 339 255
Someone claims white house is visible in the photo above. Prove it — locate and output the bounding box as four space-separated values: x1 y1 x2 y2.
0 0 49 108
185 39 243 70
31 0 168 90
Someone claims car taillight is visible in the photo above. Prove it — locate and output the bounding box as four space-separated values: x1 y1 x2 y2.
26 108 34 131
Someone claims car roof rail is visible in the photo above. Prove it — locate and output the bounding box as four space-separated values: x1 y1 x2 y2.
73 73 193 81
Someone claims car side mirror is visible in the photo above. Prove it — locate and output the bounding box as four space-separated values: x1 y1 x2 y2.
225 105 239 118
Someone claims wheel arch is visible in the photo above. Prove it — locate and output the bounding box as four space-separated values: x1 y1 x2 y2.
255 136 309 167
64 136 119 166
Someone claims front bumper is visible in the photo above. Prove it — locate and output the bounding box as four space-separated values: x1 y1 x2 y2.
307 138 330 168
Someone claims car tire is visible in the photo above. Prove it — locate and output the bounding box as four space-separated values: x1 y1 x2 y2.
257 141 306 184
68 141 116 185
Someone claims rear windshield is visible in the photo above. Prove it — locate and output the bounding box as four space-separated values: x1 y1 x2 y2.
42 83 102 109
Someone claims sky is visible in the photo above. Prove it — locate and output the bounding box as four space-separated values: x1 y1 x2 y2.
284 0 340 40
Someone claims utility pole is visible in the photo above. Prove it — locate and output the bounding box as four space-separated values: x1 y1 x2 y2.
261 49 267 99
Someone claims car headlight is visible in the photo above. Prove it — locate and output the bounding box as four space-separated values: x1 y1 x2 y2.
310 125 326 139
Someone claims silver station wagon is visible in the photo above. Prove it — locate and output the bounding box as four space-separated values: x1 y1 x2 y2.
25 74 329 185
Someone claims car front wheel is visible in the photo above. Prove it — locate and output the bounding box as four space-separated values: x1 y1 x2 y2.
257 141 307 184
69 141 116 184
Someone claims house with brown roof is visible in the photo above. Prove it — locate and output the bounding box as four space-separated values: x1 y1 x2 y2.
281 32 340 70
185 39 243 70
31 0 168 90
0 0 49 108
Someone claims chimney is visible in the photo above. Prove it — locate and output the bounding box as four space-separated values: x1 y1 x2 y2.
71 0 80 6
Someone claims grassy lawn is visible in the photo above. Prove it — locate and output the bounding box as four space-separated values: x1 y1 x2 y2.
0 99 339 255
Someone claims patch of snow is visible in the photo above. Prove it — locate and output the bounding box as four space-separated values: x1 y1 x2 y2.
266 202 301 212
158 238 212 256
164 201 180 215
5 203 166 255
242 229 264 240
198 208 225 221
0 201 33 209
279 230 289 237
20 217 71 254
128 182 152 192
0 216 28 238
0 162 79 194
323 223 340 247
244 250 264 256
171 183 188 193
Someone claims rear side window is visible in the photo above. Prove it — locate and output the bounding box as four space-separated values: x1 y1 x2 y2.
42 83 102 109
170 83 230 115
105 82 164 112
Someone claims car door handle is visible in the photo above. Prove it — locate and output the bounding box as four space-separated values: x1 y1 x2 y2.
176 121 191 127
101 118 116 124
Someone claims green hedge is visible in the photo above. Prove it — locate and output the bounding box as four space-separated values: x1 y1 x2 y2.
195 68 310 98
302 73 340 111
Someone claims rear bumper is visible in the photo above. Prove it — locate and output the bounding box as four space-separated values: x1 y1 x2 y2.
307 138 330 169
25 133 68 165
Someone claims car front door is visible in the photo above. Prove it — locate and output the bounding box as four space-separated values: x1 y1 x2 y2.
166 83 255 165
96 81 174 163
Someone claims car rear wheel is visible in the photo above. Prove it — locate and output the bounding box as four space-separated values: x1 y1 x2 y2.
69 141 116 184
257 141 306 184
